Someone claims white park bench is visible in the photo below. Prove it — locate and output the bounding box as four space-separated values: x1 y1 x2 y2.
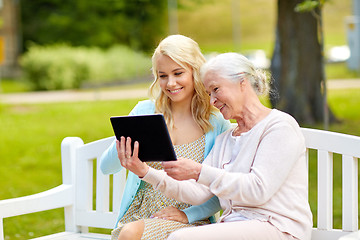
0 126 359 240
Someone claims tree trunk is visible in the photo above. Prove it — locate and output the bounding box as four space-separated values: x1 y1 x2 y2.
270 0 335 125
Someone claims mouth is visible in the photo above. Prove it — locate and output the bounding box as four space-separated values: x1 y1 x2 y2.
218 104 225 111
168 87 183 94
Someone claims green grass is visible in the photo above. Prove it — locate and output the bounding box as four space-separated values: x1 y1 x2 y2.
326 62 360 79
0 79 30 93
0 86 359 239
0 98 143 239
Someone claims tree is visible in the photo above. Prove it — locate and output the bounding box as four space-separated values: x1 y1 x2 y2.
19 0 167 52
270 0 335 125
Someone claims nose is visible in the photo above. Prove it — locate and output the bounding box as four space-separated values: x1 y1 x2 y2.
210 94 216 106
167 76 176 88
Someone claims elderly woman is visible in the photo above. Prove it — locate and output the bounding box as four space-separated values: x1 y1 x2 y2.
119 53 313 240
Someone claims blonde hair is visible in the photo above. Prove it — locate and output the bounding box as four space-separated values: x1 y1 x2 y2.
149 35 215 132
201 52 271 96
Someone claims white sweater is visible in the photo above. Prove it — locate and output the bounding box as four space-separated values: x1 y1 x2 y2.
143 109 313 240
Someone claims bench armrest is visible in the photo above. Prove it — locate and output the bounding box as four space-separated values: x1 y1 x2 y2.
0 184 73 219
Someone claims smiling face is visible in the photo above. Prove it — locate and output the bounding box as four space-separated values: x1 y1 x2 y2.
203 71 244 120
156 54 195 104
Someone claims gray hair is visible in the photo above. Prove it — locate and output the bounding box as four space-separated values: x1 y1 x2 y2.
200 52 271 96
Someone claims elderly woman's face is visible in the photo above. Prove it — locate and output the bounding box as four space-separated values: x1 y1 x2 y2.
203 71 243 120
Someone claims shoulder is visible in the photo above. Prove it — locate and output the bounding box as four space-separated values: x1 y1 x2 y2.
263 109 304 142
129 100 155 115
267 109 300 129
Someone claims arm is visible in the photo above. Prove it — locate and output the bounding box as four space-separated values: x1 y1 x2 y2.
183 195 221 223
143 167 214 205
198 123 305 205
153 114 228 223
174 112 228 223
100 139 122 174
116 126 214 205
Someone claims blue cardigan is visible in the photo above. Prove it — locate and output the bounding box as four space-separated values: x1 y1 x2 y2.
100 100 231 227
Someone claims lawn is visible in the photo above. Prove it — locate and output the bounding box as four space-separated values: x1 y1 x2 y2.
0 98 144 239
0 86 359 239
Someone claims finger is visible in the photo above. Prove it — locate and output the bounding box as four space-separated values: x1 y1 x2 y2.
153 207 167 216
152 212 162 218
116 140 120 154
118 137 126 165
133 141 139 158
152 211 164 219
125 137 132 158
162 163 177 174
162 160 178 169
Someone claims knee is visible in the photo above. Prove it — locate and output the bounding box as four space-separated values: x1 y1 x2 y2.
118 220 144 240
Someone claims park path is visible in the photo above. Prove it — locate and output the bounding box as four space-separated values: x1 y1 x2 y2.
0 88 148 104
1 79 360 104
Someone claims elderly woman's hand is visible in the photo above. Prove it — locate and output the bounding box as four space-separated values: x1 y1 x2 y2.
151 206 189 223
116 136 149 178
162 158 202 181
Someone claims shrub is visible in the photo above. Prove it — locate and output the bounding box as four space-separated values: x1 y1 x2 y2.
20 44 151 91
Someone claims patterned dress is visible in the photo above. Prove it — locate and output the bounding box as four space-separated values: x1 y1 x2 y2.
111 135 211 240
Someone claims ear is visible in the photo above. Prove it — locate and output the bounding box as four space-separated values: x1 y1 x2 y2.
239 77 247 88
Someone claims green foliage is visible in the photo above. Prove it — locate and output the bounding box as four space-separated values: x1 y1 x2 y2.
295 0 323 12
20 0 168 52
20 44 151 91
178 0 350 55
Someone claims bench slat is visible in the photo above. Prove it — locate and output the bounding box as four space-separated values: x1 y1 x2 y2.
342 155 359 231
96 157 110 213
317 150 333 230
112 170 127 217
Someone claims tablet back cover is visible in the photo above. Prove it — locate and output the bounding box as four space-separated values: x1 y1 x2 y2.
110 114 177 161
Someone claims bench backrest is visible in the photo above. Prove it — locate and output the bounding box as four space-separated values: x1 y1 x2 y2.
302 128 359 239
61 127 359 238
61 136 125 232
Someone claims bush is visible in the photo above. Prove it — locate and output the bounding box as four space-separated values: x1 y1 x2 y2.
20 44 152 91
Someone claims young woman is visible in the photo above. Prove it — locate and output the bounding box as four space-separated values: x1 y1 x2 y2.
100 35 231 240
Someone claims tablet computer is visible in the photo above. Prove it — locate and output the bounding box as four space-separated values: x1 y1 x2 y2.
110 114 177 162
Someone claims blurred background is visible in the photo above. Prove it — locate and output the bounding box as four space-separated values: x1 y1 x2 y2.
0 0 359 239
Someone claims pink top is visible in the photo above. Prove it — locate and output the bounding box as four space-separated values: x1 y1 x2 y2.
143 109 313 240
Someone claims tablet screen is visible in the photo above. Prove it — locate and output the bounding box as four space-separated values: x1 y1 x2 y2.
110 114 177 162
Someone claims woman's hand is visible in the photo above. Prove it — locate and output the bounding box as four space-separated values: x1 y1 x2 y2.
162 158 202 181
151 206 189 224
116 136 149 178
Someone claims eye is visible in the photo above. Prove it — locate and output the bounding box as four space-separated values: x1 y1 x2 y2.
174 72 183 76
159 74 167 78
214 87 219 92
